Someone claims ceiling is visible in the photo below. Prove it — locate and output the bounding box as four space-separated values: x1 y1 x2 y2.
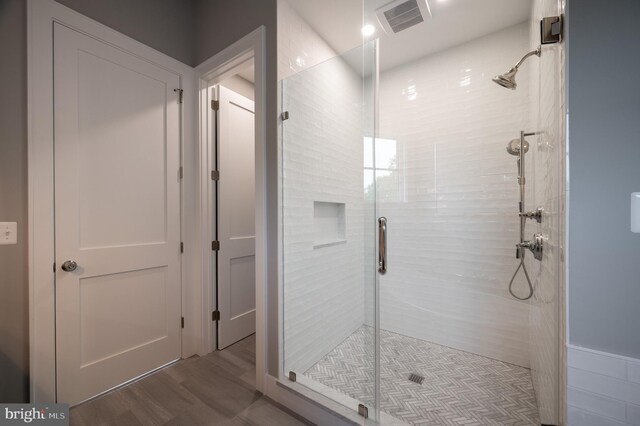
287 0 532 71
237 63 255 83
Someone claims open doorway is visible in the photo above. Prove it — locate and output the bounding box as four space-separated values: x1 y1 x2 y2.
195 26 267 396
210 62 257 350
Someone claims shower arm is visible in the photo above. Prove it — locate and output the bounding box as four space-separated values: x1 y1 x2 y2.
513 46 542 72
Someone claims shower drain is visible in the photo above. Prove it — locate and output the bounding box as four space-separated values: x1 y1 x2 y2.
408 373 425 385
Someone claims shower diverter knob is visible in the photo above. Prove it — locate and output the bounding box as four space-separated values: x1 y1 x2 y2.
518 234 544 261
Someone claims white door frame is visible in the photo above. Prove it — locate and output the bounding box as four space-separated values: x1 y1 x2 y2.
27 0 198 402
195 27 267 393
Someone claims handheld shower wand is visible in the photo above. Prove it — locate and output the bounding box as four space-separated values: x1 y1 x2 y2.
507 131 543 301
508 131 534 300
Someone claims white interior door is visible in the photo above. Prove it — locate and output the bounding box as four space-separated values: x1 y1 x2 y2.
216 86 256 349
54 23 182 404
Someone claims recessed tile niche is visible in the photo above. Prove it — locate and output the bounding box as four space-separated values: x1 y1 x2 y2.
313 201 346 248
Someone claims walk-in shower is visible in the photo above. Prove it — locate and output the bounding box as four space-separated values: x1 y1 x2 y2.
279 0 564 424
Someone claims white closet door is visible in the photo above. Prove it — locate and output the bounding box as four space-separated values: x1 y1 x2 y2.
54 23 182 404
217 86 256 349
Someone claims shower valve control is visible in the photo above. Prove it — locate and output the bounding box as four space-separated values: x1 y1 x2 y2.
519 207 544 223
517 233 544 261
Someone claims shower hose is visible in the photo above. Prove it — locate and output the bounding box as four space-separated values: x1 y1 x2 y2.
509 253 534 300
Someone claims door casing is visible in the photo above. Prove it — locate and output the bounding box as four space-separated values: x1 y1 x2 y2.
195 27 268 393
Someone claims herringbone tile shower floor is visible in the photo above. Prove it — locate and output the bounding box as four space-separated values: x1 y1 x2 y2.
305 327 539 426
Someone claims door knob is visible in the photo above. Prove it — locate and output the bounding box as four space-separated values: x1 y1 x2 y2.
61 260 78 272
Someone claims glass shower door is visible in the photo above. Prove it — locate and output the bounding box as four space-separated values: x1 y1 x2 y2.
281 41 380 420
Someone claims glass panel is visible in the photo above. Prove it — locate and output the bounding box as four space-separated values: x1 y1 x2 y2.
364 0 559 423
281 41 379 419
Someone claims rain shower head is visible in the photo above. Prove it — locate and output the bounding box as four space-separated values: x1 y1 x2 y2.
506 138 529 155
493 68 518 90
492 46 541 90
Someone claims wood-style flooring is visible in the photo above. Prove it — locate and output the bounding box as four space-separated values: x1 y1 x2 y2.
70 335 310 426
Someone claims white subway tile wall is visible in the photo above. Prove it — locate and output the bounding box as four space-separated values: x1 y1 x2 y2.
526 0 565 422
568 345 640 426
374 23 533 368
277 0 337 81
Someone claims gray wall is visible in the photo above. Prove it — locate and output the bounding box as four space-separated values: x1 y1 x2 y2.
194 0 280 375
568 0 640 358
55 0 196 65
194 0 276 65
0 0 29 404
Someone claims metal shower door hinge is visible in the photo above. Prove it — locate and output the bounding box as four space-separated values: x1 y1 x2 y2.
288 371 296 382
358 404 369 419
178 166 183 179
212 310 220 321
541 16 563 44
281 111 289 121
180 242 184 253
181 317 185 328
174 88 184 103
211 170 220 181
211 100 219 111
212 240 220 251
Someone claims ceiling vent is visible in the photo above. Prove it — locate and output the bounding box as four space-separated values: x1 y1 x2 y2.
376 0 432 34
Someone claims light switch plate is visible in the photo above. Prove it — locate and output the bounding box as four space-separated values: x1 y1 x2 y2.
0 222 18 245
632 193 640 233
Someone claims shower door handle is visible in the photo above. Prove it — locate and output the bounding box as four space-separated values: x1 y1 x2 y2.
378 217 387 275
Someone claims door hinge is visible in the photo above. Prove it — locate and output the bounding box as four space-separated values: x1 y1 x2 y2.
181 317 185 328
211 170 220 181
211 100 219 111
180 242 184 253
178 166 183 180
53 262 56 272
281 111 289 121
211 240 220 251
174 88 184 104
212 310 220 321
